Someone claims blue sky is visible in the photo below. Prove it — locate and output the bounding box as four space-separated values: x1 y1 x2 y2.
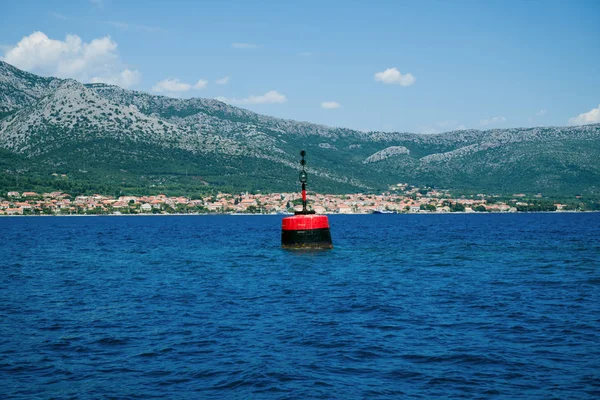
1 0 599 132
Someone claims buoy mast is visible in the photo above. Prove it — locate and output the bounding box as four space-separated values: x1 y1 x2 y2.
281 150 333 249
298 150 314 215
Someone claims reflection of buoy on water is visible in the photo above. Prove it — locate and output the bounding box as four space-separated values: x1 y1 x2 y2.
281 150 333 249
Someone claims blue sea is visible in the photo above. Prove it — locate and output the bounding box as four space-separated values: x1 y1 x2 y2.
1 213 599 399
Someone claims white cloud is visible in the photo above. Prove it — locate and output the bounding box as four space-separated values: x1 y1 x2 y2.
568 104 600 125
298 51 312 57
418 121 466 134
321 101 341 109
215 76 230 85
480 116 506 126
194 79 208 89
1 31 140 88
90 0 103 7
374 67 415 86
152 77 208 94
528 109 548 123
231 42 257 49
152 78 191 93
215 90 287 105
90 68 140 87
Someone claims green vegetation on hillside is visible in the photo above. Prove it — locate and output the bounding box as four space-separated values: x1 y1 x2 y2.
1 60 599 197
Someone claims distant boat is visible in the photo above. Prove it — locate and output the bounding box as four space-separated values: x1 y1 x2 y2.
372 209 396 214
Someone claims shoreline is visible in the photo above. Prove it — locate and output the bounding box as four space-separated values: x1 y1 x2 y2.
1 210 597 217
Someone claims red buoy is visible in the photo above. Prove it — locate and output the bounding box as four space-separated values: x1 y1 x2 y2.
282 214 333 249
281 150 333 249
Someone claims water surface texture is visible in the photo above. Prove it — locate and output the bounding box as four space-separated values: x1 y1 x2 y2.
1 214 599 398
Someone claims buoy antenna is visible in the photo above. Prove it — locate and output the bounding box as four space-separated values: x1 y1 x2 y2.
299 150 309 213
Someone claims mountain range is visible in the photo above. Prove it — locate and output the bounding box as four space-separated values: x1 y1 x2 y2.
1 60 599 196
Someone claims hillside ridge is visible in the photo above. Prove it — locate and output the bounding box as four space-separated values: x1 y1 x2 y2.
1 60 599 196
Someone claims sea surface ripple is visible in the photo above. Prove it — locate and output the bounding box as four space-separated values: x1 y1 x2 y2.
1 213 599 398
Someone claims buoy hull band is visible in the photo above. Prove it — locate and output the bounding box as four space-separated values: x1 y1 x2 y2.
281 227 333 249
281 214 333 249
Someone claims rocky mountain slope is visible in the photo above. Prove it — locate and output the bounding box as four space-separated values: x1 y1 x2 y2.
1 60 599 196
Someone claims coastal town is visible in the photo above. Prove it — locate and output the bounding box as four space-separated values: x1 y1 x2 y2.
0 184 576 215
